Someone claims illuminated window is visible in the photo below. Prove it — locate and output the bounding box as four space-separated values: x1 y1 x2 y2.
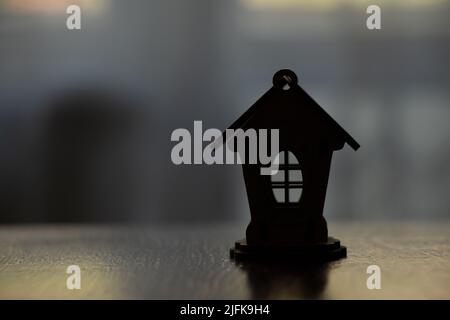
270 151 303 204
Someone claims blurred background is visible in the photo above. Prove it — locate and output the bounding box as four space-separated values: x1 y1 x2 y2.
0 0 449 224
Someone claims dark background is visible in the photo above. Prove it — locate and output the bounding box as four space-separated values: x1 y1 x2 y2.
0 0 449 223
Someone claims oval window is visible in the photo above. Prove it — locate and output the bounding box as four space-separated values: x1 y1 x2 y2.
270 151 303 204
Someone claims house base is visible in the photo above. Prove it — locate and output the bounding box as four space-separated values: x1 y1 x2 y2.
230 237 346 262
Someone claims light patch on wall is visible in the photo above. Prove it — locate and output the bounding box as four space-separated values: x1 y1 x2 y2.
3 0 107 15
241 0 448 11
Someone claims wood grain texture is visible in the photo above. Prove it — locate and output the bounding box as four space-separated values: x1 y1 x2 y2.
0 222 449 299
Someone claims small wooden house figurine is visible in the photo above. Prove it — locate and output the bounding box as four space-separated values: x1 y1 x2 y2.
229 69 360 261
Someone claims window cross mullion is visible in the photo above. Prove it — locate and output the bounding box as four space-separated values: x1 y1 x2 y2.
284 151 289 203
270 151 303 204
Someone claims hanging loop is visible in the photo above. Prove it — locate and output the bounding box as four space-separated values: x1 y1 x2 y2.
272 69 298 90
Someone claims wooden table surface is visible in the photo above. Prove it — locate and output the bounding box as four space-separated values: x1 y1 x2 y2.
0 222 449 299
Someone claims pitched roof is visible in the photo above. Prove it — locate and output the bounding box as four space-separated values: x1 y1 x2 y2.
224 70 360 151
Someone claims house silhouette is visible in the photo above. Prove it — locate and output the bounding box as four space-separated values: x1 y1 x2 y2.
228 69 359 261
